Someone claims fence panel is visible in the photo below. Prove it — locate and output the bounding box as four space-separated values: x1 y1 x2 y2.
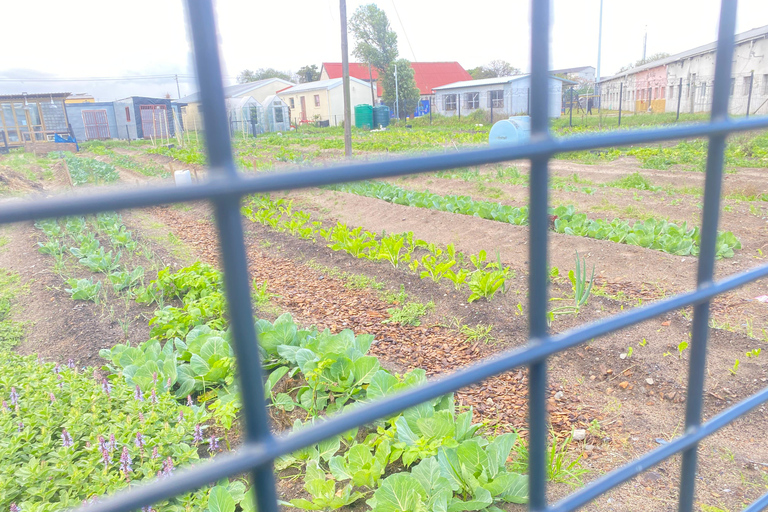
0 1 766 512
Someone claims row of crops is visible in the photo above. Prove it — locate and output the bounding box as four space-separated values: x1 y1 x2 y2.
36 214 144 303
17 236 540 510
27 209 595 511
242 195 516 303
97 262 532 511
328 181 742 259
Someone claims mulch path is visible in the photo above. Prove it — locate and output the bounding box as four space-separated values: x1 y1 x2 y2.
149 205 594 437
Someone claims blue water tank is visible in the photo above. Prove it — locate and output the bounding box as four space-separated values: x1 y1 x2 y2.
489 116 531 146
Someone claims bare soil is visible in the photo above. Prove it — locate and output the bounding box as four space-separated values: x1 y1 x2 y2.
1 145 766 511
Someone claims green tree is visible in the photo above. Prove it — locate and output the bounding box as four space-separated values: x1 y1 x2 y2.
297 64 320 83
237 68 292 84
349 4 399 73
469 60 521 79
381 59 420 119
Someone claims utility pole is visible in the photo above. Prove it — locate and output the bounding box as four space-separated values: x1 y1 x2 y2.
643 26 647 62
175 74 181 99
368 63 376 105
394 63 400 120
340 0 352 156
596 0 603 113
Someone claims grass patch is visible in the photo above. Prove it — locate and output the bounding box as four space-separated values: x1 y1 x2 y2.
608 172 660 191
0 268 26 350
460 323 495 344
382 300 434 326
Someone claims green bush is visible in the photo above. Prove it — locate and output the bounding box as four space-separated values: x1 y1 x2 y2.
0 352 213 510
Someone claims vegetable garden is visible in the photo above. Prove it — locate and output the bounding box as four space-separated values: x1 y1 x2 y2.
0 115 767 512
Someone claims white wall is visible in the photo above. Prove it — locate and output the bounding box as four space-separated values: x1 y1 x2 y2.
434 77 565 118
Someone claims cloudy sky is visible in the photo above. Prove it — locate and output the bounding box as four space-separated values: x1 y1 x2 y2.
0 0 765 101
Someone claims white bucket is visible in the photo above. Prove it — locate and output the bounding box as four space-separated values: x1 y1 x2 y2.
174 170 192 186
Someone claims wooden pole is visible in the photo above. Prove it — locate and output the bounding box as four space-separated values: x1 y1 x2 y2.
368 63 376 105
62 158 73 187
340 0 352 157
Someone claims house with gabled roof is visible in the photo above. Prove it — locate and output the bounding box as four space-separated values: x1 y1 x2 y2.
319 61 471 102
278 77 376 127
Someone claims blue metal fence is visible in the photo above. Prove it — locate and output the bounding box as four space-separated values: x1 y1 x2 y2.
4 0 766 511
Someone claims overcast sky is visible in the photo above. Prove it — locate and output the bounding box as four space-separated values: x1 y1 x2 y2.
0 0 765 101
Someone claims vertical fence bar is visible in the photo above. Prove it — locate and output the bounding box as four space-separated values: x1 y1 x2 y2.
676 77 683 121
677 2 737 511
528 0 551 509
618 83 623 126
569 87 573 127
184 2 279 512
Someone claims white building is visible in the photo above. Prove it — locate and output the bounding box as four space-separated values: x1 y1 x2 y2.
433 75 576 118
277 77 376 127
598 24 768 116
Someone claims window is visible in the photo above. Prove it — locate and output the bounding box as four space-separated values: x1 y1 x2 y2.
730 78 735 95
763 74 768 95
125 106 131 122
465 92 479 109
314 94 320 107
443 94 457 111
274 104 284 123
700 82 707 99
742 76 751 96
289 98 295 109
489 90 504 108
669 85 674 99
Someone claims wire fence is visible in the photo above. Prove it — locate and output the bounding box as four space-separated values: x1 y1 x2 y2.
3 1 768 512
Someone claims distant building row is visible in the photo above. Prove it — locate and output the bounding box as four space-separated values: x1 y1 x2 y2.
598 24 768 116
0 94 183 150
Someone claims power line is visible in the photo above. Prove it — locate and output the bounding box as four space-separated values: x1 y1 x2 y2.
391 0 417 62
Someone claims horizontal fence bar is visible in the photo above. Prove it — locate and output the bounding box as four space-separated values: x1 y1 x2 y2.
71 261 768 512
549 385 768 512
742 490 768 512
3 115 768 225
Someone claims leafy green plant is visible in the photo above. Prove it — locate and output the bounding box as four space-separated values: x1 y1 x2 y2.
678 340 689 357
729 359 740 375
109 267 145 292
65 278 102 303
467 270 506 303
64 153 119 185
253 279 279 307
289 461 363 510
746 348 762 358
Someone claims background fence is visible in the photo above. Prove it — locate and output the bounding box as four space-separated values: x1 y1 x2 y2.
3 1 768 512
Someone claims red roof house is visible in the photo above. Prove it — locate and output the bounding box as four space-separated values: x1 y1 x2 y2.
320 62 471 97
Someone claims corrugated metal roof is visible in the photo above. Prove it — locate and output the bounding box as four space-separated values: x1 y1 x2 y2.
550 66 594 75
178 78 295 103
277 76 371 95
0 93 70 100
599 24 768 83
433 74 577 91
321 61 472 96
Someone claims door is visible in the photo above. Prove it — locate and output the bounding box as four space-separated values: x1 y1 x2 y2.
300 96 307 122
140 105 168 138
82 110 111 140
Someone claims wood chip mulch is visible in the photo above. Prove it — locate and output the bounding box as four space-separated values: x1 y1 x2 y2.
150 206 594 437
